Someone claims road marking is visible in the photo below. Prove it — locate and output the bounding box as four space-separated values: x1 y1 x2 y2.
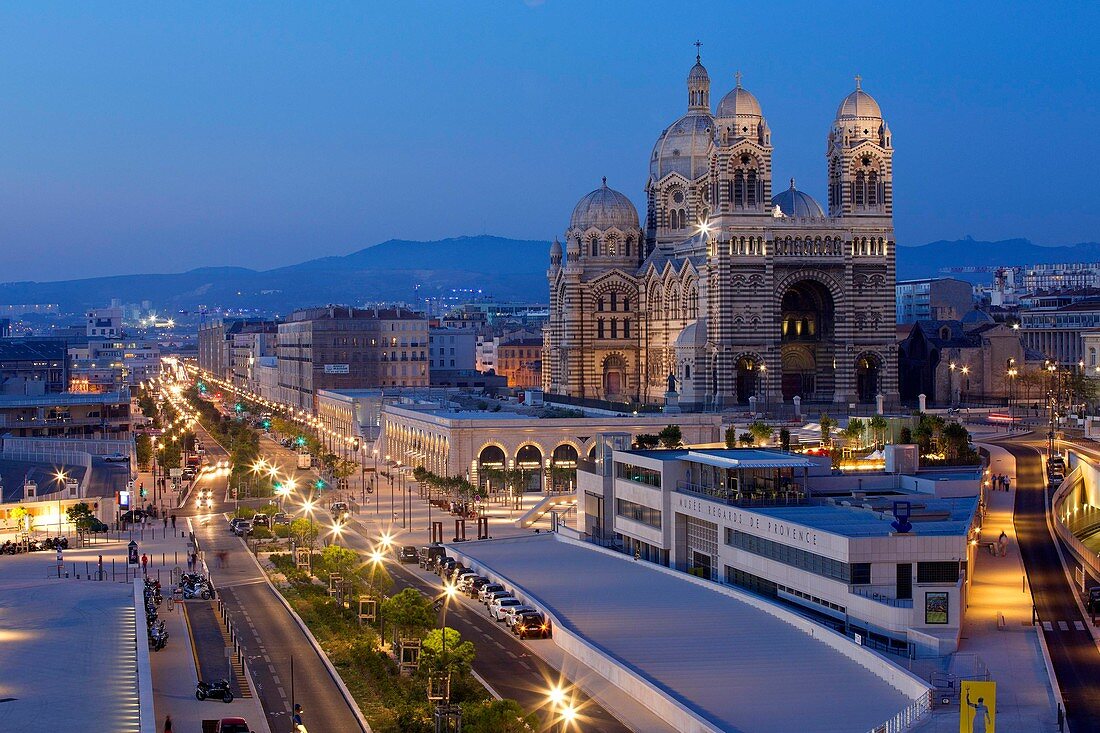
506 650 518 659
1042 621 1053 631
272 675 280 685
1075 621 1086 631
277 686 286 699
1058 621 1069 631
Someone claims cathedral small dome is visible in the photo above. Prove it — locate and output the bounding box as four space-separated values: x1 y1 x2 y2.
550 239 562 257
716 82 762 119
771 179 824 218
836 87 882 120
687 59 709 83
650 112 714 181
569 179 639 231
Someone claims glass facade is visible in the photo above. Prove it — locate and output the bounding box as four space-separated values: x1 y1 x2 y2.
916 561 960 584
615 462 661 488
725 528 850 583
616 498 662 528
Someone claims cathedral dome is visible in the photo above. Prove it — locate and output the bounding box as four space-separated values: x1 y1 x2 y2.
836 88 882 120
716 83 762 119
570 179 639 231
687 59 709 83
771 179 824 218
650 112 714 181
549 239 562 257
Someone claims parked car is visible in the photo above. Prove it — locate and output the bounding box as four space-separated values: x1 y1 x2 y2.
468 577 493 598
271 512 290 526
87 518 110 533
120 510 146 523
418 545 446 569
460 574 485 593
478 583 505 603
502 604 537 627
483 589 514 608
489 597 524 621
251 513 270 527
398 546 419 563
214 717 253 733
103 452 130 463
453 570 477 588
444 563 466 581
232 520 253 537
229 517 249 533
513 611 552 639
437 558 457 577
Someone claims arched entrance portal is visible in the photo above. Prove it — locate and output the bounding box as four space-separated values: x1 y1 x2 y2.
602 355 626 399
516 444 544 493
856 353 882 403
779 280 835 401
550 444 579 492
735 355 759 405
478 445 505 494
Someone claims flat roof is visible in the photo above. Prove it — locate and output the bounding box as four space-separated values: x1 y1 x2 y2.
627 448 815 468
0 391 128 407
753 496 978 538
448 535 922 733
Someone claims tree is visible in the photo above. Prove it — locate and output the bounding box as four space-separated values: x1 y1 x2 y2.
9 505 29 532
899 426 913 444
748 421 773 446
380 588 435 639
724 425 738 449
135 434 152 470
289 518 318 550
738 432 753 446
819 414 836 448
842 418 865 449
868 415 889 449
941 421 972 461
778 428 791 452
66 502 97 533
460 699 540 733
658 424 683 449
633 434 660 449
420 627 476 674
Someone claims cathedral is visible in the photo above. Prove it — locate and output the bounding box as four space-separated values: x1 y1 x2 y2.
543 52 898 411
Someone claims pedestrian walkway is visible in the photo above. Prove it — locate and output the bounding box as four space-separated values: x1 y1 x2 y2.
909 442 1059 732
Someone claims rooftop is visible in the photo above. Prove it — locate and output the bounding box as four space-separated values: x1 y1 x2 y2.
753 495 978 538
448 535 925 733
0 390 130 408
627 448 816 469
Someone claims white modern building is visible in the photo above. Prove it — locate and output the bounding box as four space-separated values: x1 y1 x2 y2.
577 444 979 656
428 327 476 371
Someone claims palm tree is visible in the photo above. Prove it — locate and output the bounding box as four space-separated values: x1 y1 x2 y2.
819 414 836 448
868 415 889 448
748 421 774 446
843 418 865 450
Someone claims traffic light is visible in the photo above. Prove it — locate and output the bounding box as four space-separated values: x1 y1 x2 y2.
262 419 272 430
235 402 243 413
315 479 326 491
295 436 306 447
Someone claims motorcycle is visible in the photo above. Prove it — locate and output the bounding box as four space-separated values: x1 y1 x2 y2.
149 622 168 651
181 583 212 600
196 679 234 703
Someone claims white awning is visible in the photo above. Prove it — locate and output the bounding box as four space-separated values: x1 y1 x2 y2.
685 451 814 470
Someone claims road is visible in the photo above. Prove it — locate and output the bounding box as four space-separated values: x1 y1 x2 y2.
999 439 1100 731
256 433 634 732
188 424 368 733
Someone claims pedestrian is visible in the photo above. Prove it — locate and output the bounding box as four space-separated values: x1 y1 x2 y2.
163 714 173 732
998 530 1008 557
292 704 304 730
163 514 168 530
170 514 176 529
141 553 149 576
1003 475 1010 491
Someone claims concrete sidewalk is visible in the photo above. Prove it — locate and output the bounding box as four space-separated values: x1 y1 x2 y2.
910 443 1059 732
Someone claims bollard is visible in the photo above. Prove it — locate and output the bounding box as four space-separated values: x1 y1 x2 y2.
112 559 116 581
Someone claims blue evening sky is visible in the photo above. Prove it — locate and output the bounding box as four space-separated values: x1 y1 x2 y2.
0 1 1095 281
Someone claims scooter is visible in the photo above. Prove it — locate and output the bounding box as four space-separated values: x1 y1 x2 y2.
149 621 168 651
195 679 233 703
182 583 212 600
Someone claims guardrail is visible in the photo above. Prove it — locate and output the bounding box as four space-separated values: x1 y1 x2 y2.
865 692 932 733
1052 462 1100 580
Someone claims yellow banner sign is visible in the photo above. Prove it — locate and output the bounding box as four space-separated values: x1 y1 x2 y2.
960 680 996 733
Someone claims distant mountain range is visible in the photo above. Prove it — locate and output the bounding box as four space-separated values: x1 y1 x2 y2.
2 235 1098 313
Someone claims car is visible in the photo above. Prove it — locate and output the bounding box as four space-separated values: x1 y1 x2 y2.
214 717 253 733
513 611 552 639
120 510 146 523
483 589 514 608
477 583 505 603
459 574 485 592
453 570 477 587
398 546 419 563
87 519 110 533
252 513 270 527
502 604 537 627
437 558 457 577
229 517 248 533
271 512 290 526
196 496 212 510
232 520 253 537
444 563 466 581
103 452 130 463
418 545 446 569
331 502 351 522
489 597 524 621
467 577 493 598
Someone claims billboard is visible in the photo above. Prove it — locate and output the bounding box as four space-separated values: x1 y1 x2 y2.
323 364 350 374
960 680 995 733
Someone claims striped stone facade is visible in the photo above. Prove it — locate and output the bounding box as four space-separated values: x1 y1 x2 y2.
544 58 898 411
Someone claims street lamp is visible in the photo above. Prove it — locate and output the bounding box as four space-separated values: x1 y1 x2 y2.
302 499 316 571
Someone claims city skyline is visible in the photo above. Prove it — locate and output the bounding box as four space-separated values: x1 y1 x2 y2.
1 2 1096 281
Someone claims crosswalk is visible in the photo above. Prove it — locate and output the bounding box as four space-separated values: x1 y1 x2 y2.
1040 619 1090 633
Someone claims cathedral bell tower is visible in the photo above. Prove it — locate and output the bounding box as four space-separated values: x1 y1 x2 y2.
827 76 894 217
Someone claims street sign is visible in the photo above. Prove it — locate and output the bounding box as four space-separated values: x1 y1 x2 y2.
127 540 139 566
169 468 183 478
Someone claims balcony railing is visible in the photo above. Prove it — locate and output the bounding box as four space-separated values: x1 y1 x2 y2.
675 481 809 507
849 585 914 608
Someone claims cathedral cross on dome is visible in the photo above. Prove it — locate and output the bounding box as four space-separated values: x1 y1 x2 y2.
735 70 743 88
694 40 702 61
854 74 862 89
